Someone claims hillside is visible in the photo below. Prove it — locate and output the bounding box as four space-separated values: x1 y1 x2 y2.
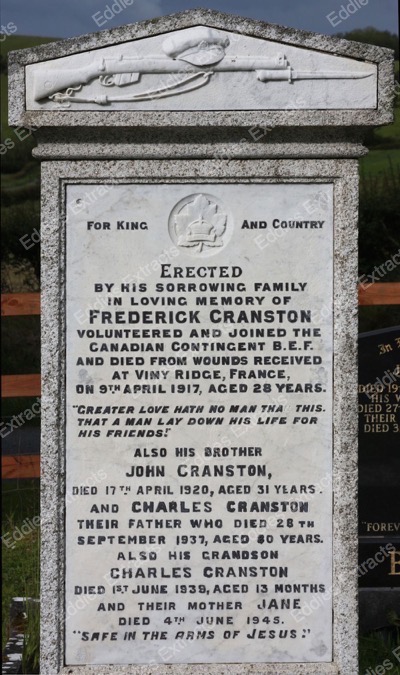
1 36 58 136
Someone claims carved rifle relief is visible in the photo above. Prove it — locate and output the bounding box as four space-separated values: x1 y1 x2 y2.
33 27 374 106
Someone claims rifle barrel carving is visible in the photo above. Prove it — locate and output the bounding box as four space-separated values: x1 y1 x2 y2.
34 55 289 101
33 52 374 104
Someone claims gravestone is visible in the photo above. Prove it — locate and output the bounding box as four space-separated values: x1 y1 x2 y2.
358 326 400 631
8 9 394 674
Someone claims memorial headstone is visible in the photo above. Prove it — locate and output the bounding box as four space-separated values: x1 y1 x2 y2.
8 9 394 674
358 326 400 631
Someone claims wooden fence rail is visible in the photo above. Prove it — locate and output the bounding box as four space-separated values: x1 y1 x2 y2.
2 286 400 478
2 455 41 480
1 292 41 316
1 374 41 398
358 282 400 306
2 293 42 479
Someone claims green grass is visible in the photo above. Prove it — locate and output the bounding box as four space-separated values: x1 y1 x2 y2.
360 148 400 178
374 104 400 143
1 162 40 189
358 89 400 177
359 629 400 674
22 600 40 674
2 480 40 649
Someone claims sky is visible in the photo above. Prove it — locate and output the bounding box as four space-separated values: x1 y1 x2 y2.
0 0 398 39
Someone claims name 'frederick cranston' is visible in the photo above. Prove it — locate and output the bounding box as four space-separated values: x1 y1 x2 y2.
88 309 312 325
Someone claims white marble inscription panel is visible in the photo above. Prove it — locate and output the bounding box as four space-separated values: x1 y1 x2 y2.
65 182 333 665
27 26 377 111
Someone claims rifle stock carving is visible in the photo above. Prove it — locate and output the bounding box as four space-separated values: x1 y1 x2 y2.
31 26 375 106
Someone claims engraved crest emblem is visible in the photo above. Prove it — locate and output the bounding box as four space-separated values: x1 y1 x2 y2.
169 194 228 254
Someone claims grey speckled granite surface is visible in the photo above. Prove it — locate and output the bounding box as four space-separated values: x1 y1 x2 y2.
39 158 359 674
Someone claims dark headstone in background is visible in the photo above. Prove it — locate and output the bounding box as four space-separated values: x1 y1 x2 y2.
358 326 400 631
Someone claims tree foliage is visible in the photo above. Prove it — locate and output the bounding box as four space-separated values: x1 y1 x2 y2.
0 53 7 74
359 168 400 281
335 27 399 59
1 200 40 280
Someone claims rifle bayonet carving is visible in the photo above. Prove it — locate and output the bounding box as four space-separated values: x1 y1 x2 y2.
32 27 374 106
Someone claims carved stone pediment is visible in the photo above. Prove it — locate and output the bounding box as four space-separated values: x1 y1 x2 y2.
25 24 377 111
8 9 393 129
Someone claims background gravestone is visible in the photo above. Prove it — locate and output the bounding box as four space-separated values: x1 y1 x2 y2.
8 9 394 674
358 326 400 632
